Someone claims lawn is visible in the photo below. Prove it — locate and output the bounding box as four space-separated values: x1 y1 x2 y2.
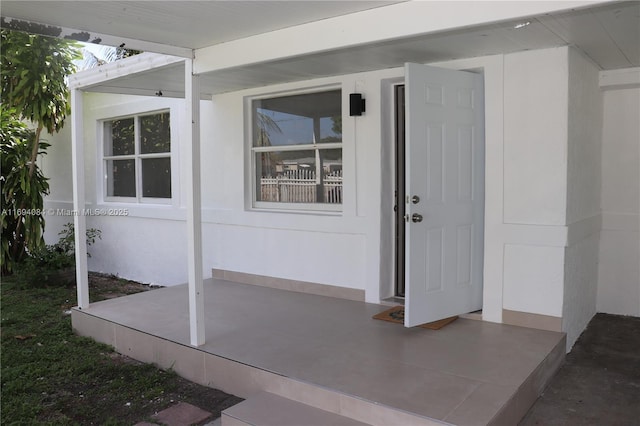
0 273 241 425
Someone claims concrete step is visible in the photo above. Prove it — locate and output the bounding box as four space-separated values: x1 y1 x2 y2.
221 392 371 426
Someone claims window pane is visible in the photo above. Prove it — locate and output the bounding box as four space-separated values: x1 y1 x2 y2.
105 118 135 156
106 159 136 197
141 157 171 198
253 90 342 147
256 149 342 204
140 112 171 154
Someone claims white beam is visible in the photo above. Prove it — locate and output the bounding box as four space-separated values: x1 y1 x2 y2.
82 85 213 100
185 58 205 346
194 0 607 74
600 67 640 90
71 89 89 309
69 53 184 90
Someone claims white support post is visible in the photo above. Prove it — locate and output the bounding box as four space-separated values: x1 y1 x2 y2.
71 89 89 309
185 58 205 346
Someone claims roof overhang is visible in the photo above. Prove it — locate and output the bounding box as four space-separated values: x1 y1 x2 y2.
27 1 639 98
69 53 197 98
0 1 400 55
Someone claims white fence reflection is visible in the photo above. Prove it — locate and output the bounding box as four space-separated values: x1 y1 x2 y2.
260 170 342 204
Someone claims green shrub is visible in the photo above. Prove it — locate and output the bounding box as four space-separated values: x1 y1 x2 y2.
56 222 102 257
14 245 75 288
14 223 101 288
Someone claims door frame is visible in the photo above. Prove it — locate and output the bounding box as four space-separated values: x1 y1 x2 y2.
379 57 503 323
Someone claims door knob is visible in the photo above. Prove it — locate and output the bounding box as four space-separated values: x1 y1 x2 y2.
411 195 420 204
412 213 423 223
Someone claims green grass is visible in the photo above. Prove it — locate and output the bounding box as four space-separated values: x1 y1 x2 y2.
0 277 241 425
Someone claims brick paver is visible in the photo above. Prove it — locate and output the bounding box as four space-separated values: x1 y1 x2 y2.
135 402 213 426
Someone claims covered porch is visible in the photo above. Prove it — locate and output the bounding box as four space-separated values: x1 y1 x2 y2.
3 2 636 423
3 1 636 351
72 276 565 425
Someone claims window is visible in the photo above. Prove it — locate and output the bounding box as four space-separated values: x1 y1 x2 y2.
251 89 342 210
103 111 171 202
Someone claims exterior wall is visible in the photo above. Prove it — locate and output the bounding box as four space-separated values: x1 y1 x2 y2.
43 81 378 289
43 94 191 285
503 48 569 226
563 48 603 349
598 81 640 316
39 123 74 243
501 47 570 325
200 74 376 292
499 46 605 350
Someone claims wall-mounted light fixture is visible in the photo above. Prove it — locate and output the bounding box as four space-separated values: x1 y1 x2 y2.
350 93 366 116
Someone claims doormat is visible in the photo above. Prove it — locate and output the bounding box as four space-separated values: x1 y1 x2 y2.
372 306 458 330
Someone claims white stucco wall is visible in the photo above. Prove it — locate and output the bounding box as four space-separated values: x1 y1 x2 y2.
42 94 192 285
598 82 640 316
499 46 605 350
562 48 602 349
198 73 380 292
501 47 571 321
504 48 569 226
41 75 385 289
39 123 74 243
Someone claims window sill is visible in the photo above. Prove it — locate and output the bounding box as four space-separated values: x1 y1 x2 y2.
103 196 172 206
251 202 342 216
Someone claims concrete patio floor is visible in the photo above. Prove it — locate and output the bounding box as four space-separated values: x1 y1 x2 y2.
72 278 566 425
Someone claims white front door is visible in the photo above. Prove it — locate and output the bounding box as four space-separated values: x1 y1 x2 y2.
404 63 485 327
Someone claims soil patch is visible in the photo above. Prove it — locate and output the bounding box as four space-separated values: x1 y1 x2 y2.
520 313 640 425
89 271 161 301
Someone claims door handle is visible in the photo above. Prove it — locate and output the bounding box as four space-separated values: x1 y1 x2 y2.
412 213 423 223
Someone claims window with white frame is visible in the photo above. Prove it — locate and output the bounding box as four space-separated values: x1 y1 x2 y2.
103 111 171 202
251 89 342 210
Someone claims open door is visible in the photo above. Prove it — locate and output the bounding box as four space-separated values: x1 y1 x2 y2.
404 63 485 327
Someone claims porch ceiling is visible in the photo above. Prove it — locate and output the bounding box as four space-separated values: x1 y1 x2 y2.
5 1 638 97
0 1 400 51
203 0 639 93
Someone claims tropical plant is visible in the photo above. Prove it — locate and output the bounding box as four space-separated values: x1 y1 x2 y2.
0 107 50 273
0 29 79 272
1 29 79 170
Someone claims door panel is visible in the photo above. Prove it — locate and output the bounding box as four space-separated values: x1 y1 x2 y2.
404 63 485 327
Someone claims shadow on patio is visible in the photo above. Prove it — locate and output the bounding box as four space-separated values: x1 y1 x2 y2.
72 278 565 425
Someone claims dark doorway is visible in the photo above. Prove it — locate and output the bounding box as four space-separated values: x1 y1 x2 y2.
394 84 406 297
